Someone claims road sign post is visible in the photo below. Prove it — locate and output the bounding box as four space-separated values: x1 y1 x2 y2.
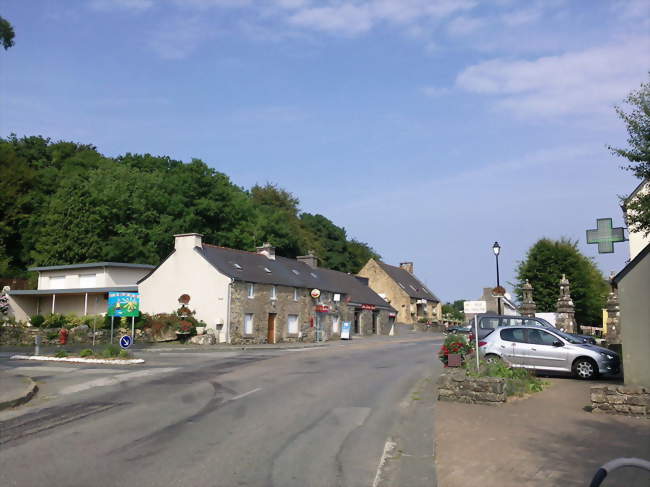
463 301 487 372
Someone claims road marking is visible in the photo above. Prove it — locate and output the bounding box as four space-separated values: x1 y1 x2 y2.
372 437 397 487
227 387 261 402
59 367 179 395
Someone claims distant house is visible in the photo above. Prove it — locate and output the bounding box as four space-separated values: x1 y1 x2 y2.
7 262 155 321
138 234 396 343
357 259 441 324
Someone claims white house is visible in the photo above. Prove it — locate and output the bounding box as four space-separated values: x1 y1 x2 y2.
624 178 650 260
7 262 154 322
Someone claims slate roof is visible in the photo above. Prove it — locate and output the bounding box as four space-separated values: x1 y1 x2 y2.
9 286 138 295
199 244 394 310
376 261 440 302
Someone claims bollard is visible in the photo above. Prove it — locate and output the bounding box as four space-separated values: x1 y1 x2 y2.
35 335 42 356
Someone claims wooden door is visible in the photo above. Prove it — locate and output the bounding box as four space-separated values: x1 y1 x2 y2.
267 313 276 344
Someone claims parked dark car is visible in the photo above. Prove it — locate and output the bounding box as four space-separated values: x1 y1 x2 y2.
445 325 471 335
468 314 597 344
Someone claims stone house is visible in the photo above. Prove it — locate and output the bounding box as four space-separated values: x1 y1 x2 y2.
138 234 396 344
357 259 441 324
7 262 154 322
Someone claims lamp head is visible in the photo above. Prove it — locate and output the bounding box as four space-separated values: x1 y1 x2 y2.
492 241 501 256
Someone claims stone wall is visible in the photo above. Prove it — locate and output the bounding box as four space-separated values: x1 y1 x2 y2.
590 385 649 417
437 369 507 404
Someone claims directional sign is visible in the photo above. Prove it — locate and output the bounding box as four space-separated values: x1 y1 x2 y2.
586 218 626 254
119 335 132 349
464 300 487 314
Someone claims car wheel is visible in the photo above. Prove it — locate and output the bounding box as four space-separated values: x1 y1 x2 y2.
573 358 598 380
485 354 501 364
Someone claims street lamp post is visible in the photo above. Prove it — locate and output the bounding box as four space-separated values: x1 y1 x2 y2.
493 241 502 315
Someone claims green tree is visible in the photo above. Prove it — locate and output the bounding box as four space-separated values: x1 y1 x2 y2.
609 76 650 236
515 238 608 326
442 301 465 321
0 16 15 50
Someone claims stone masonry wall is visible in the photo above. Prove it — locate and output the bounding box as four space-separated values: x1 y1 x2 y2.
437 369 507 404
591 385 649 417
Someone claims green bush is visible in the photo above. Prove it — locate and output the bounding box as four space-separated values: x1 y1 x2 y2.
64 313 83 329
79 349 94 358
118 350 131 359
468 359 547 397
30 314 45 328
101 344 121 358
54 350 68 358
43 313 68 329
46 330 59 340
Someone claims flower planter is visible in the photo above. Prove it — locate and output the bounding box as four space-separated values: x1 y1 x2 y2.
446 353 462 367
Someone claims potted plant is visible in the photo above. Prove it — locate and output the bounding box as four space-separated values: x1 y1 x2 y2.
438 334 473 367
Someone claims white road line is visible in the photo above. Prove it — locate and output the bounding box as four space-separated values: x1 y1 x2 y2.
227 387 262 402
372 437 397 487
59 367 179 395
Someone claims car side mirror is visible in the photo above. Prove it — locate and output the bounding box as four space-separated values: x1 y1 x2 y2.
552 340 564 347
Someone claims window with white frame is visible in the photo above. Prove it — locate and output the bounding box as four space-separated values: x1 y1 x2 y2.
287 314 299 334
271 285 277 300
79 274 96 287
247 283 254 298
244 314 254 334
293 288 299 301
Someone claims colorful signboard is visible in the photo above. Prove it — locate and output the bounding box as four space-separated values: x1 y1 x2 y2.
361 304 376 311
315 304 330 313
108 292 140 317
310 289 321 299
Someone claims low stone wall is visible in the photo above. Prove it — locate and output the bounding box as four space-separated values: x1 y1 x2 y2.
437 369 507 404
590 385 649 417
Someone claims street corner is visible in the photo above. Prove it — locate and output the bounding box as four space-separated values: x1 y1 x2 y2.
0 370 38 411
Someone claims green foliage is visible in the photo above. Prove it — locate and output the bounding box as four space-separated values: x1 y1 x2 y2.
118 350 131 359
515 238 608 326
0 135 379 276
467 360 546 396
609 76 650 236
79 349 94 358
54 350 68 358
0 16 15 50
442 301 465 321
43 313 68 329
46 330 59 340
30 314 45 327
101 344 121 358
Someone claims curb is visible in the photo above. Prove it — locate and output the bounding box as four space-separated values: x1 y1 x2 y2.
0 376 39 411
10 355 145 365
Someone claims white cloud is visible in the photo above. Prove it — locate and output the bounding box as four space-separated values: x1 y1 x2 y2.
500 7 541 27
456 38 649 118
90 0 154 11
147 16 212 59
447 15 484 36
288 4 373 35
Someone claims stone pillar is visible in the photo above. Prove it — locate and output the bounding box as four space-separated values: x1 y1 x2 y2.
555 274 577 333
605 278 621 345
519 280 537 318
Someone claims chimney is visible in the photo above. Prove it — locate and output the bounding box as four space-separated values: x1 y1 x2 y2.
400 262 414 274
174 233 203 251
256 242 276 260
297 251 318 268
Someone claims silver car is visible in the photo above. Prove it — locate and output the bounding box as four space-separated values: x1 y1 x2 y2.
478 325 620 379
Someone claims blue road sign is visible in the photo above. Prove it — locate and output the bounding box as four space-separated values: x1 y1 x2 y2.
119 335 132 349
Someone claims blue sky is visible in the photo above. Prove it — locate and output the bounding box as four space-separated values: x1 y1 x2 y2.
2 0 649 304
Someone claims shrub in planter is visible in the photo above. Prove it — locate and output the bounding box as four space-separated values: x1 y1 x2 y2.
43 313 68 329
46 330 59 341
438 333 473 366
101 344 121 358
30 314 45 328
79 349 94 358
54 350 69 358
118 350 131 359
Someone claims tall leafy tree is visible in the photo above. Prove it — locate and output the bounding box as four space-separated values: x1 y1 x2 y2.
609 76 650 236
0 16 15 50
515 238 608 326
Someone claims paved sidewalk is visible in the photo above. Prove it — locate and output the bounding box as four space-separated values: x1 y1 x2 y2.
435 377 650 487
0 371 38 410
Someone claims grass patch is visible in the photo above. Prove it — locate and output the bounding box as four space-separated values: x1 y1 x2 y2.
79 349 94 358
466 359 547 397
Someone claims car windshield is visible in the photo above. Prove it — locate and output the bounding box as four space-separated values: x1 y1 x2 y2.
535 318 554 328
553 329 583 344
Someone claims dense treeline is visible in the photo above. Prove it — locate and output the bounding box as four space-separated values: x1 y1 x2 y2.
0 135 378 279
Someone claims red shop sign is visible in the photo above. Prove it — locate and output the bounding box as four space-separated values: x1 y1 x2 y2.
315 305 330 313
361 304 376 310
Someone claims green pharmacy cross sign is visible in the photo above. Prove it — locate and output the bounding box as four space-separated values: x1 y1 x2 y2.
586 218 626 254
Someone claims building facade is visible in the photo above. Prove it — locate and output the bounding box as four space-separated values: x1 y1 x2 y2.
7 262 154 322
139 235 396 344
357 259 441 324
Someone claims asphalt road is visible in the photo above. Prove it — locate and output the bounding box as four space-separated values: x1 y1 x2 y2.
0 334 443 487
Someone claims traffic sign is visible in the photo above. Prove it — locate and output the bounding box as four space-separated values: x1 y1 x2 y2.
119 335 132 349
464 300 487 314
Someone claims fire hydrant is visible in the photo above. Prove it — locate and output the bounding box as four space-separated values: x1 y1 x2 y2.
58 327 69 345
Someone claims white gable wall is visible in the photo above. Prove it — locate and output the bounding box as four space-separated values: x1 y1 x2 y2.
139 244 231 342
